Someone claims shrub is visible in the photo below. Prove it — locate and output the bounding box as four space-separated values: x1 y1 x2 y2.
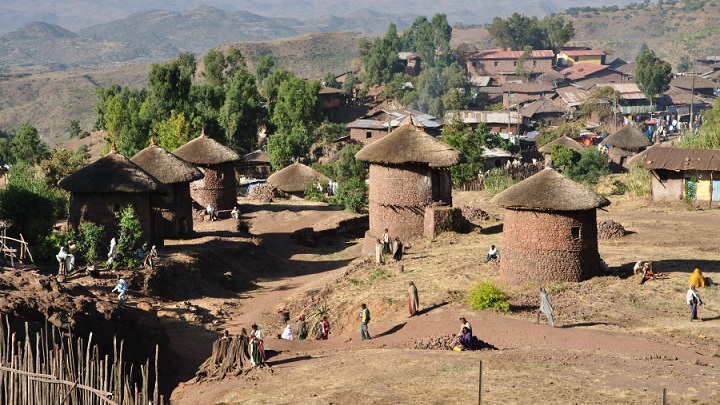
468 280 510 312
236 219 251 233
76 222 105 264
565 147 610 185
330 177 368 213
304 180 327 202
550 144 581 169
484 169 518 197
114 205 143 269
623 164 649 197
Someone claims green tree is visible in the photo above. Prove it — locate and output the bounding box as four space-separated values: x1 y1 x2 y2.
68 120 82 138
442 120 509 186
677 99 720 148
202 48 226 88
550 144 581 169
323 72 340 88
359 23 401 86
10 122 49 165
271 76 322 136
219 68 262 152
487 13 574 51
581 86 621 123
267 127 312 170
329 177 368 213
254 55 275 85
539 15 575 52
333 144 367 182
676 55 693 73
341 73 356 96
154 110 194 151
225 48 247 79
40 146 89 187
565 147 610 185
76 222 105 264
635 47 672 104
535 120 585 147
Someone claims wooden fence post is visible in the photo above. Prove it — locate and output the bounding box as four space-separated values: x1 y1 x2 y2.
478 360 483 405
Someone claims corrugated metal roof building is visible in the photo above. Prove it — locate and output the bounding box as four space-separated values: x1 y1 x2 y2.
643 147 720 206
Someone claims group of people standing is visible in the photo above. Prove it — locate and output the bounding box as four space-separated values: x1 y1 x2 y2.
375 229 403 264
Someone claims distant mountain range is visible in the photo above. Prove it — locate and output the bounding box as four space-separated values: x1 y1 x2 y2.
0 7 416 73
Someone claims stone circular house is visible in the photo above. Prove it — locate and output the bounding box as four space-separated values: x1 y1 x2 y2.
59 146 166 246
491 169 610 283
267 162 329 199
603 125 652 167
131 140 204 239
355 122 465 248
172 131 240 211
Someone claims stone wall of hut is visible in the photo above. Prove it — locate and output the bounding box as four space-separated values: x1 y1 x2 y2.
499 209 601 283
191 162 237 210
68 192 156 246
350 128 390 146
366 164 453 251
609 146 644 165
153 182 194 239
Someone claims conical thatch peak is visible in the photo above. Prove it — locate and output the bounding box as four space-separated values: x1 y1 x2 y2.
538 136 584 154
131 143 204 185
59 152 165 194
172 132 240 165
604 125 652 150
355 123 465 167
267 162 329 193
491 169 609 211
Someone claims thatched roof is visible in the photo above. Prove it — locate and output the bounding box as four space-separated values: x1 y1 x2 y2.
491 169 610 211
59 147 165 194
520 97 566 118
538 136 585 154
267 163 329 193
355 123 465 168
172 131 240 165
603 125 652 150
131 141 204 184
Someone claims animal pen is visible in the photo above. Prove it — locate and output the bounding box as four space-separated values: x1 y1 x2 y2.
0 316 162 405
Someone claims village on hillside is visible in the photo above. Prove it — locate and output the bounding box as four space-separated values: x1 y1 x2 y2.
0 3 719 404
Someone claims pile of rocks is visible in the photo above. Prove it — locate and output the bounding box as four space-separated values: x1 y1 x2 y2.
249 184 277 202
411 333 458 350
461 206 490 222
597 219 627 239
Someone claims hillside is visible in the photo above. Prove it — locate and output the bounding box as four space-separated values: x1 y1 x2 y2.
0 31 365 144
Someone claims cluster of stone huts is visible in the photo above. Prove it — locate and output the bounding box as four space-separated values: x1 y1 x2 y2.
59 132 240 246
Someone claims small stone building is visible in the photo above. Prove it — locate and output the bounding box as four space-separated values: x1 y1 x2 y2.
491 169 610 283
172 131 240 211
538 136 584 167
267 162 330 199
603 125 652 167
643 147 720 207
355 122 465 250
59 146 166 246
131 140 204 239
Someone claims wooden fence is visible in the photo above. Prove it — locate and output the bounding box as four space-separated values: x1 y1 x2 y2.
0 316 162 405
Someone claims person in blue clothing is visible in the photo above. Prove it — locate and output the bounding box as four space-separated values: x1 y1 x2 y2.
111 276 128 301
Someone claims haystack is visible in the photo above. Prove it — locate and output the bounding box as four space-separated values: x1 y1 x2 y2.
355 122 465 252
491 169 610 283
59 145 165 245
131 140 204 238
172 131 241 210
267 163 329 197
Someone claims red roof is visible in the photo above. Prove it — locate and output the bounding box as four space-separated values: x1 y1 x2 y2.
561 63 609 81
560 49 606 57
468 48 555 60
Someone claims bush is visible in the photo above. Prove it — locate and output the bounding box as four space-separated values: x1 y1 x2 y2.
330 177 368 213
304 180 327 202
236 219 251 233
565 147 610 186
550 144 581 169
623 164 649 197
468 280 510 312
484 169 518 197
113 205 143 269
76 222 105 264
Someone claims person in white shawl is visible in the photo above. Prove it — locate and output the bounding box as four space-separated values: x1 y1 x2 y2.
107 238 118 264
281 324 294 340
538 287 555 327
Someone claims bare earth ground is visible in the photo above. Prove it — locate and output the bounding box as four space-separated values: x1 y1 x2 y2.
84 193 719 405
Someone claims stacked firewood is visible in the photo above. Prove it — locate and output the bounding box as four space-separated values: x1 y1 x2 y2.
249 185 277 203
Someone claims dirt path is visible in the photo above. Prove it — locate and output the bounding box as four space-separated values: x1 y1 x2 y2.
169 198 720 404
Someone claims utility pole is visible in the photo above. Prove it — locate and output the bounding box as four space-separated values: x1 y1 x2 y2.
689 50 696 128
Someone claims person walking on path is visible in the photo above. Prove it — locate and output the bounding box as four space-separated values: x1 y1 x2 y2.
538 287 555 327
408 281 419 317
296 316 308 340
360 304 371 340
381 229 391 256
375 239 385 264
687 284 704 321
319 317 330 340
393 236 403 261
249 324 265 366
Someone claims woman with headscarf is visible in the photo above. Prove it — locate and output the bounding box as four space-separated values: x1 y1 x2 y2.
249 324 265 366
408 281 419 317
539 287 555 327
296 316 308 340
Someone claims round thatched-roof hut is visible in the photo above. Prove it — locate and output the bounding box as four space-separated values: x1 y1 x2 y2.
356 122 465 249
172 131 240 211
59 146 166 246
603 125 652 166
491 169 610 283
267 162 329 198
538 136 585 167
131 140 204 239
